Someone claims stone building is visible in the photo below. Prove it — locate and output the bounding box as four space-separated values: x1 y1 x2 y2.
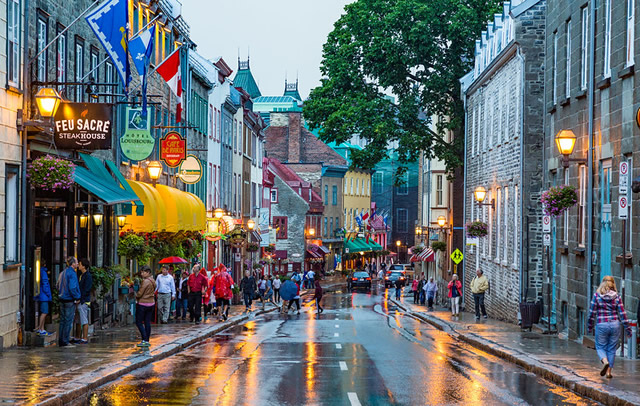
461 0 546 323
545 0 640 338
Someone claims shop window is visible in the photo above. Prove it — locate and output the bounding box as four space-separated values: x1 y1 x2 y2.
5 165 19 263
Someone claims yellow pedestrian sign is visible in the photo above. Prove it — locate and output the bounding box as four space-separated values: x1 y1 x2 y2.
450 249 464 264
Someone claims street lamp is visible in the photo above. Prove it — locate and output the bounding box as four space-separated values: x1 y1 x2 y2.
214 208 224 219
34 87 62 118
308 227 316 237
117 215 127 230
247 219 256 230
147 161 163 187
415 226 422 235
79 210 89 228
437 216 447 228
396 240 401 247
555 129 584 168
474 186 495 209
93 207 103 227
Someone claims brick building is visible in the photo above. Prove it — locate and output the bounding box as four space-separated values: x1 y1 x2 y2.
461 0 546 323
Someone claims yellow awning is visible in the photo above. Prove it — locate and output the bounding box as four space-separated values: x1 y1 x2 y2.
125 180 205 233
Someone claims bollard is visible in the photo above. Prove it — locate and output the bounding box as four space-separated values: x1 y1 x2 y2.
627 321 637 360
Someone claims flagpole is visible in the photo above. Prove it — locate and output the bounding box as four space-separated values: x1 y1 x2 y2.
127 46 183 94
82 14 163 82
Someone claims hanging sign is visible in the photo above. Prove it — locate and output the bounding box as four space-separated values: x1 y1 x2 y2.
178 155 203 184
54 102 112 149
120 107 154 161
160 131 186 167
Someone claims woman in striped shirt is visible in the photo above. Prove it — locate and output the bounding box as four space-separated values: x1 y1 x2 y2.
587 275 631 379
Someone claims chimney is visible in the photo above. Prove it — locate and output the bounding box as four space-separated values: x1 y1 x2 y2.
288 112 302 163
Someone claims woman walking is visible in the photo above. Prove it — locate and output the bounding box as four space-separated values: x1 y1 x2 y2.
135 266 156 347
587 275 631 379
448 274 462 317
313 279 324 313
287 280 301 314
411 278 419 304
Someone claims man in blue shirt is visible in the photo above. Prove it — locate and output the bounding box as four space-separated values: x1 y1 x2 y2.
57 256 81 347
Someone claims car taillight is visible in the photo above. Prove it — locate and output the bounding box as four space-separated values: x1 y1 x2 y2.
366 277 371 281
400 277 404 280
352 278 357 281
385 276 389 279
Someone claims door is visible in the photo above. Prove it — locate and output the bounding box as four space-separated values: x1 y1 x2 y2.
600 160 612 277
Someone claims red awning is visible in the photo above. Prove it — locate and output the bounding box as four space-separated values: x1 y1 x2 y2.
410 254 420 263
306 249 322 259
418 248 435 262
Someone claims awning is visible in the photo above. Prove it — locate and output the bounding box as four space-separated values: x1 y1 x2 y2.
410 255 420 263
367 239 383 251
418 247 435 262
125 180 205 233
105 160 144 216
344 238 369 253
306 249 322 259
317 245 330 255
251 230 262 242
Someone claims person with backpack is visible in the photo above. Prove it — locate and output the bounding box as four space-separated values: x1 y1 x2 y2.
448 274 462 317
240 270 257 312
424 277 438 310
214 264 234 321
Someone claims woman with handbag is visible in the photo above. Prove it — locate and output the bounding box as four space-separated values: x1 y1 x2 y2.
448 274 462 317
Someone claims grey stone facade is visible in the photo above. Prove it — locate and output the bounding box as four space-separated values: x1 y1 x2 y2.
271 176 309 267
461 0 546 323
545 0 640 339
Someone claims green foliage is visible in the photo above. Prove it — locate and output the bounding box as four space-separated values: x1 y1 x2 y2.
118 233 152 265
304 0 502 176
431 241 447 252
91 266 121 299
27 155 75 191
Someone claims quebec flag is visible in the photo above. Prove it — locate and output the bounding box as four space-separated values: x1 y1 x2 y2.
86 0 131 92
129 25 155 116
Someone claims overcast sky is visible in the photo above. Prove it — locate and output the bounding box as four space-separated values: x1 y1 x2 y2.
182 0 353 100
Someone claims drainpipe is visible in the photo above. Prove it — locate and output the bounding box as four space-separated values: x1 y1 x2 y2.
461 87 468 299
517 48 526 302
586 0 596 303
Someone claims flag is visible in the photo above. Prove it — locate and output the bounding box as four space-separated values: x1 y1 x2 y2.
86 0 130 92
129 25 155 117
157 48 182 122
355 212 362 227
362 210 370 222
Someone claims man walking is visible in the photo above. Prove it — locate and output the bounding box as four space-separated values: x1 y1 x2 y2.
424 277 438 310
188 264 208 324
272 276 281 303
470 269 489 320
156 265 176 323
57 257 81 347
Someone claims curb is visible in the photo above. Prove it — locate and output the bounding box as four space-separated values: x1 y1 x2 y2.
34 307 279 406
389 299 640 406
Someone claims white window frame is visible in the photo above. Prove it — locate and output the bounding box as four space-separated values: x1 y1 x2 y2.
436 175 443 206
488 190 493 258
581 7 589 90
37 16 47 82
7 0 20 86
75 41 84 101
603 0 612 78
503 186 509 262
565 20 571 98
397 173 409 195
578 164 587 247
513 185 519 268
496 188 501 261
5 165 19 263
553 30 558 104
627 0 635 67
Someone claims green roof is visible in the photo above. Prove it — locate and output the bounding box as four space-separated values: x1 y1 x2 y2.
283 88 302 101
233 66 261 99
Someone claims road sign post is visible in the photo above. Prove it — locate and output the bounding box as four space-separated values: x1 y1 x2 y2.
450 249 463 275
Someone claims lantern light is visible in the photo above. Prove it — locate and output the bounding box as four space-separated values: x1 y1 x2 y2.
437 216 447 228
147 161 163 186
555 129 577 156
35 87 62 118
214 208 224 219
474 186 487 203
117 215 127 229
93 208 104 227
247 219 256 230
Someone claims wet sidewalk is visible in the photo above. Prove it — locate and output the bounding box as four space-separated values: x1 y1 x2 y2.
393 297 640 406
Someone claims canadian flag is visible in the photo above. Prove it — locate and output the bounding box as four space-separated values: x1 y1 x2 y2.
157 49 182 122
362 210 369 222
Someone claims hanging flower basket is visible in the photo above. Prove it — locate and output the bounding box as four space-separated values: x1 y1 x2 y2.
541 185 578 217
466 221 488 238
27 155 75 192
246 242 260 252
431 241 447 252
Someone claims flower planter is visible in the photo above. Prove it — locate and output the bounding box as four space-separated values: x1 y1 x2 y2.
28 155 75 192
541 185 578 217
119 286 130 295
466 221 488 238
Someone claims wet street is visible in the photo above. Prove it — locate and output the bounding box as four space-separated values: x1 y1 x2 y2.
88 285 599 406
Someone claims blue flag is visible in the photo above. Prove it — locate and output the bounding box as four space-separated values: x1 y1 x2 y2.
86 0 130 93
129 25 155 117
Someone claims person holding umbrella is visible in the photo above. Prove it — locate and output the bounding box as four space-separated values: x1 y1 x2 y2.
286 280 302 314
279 279 300 314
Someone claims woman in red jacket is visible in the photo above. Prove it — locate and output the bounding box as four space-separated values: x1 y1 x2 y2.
448 274 462 317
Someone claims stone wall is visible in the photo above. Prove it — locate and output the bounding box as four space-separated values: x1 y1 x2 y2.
272 176 309 266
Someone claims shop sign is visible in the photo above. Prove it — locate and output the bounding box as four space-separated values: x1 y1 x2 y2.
160 131 186 167
120 107 154 161
178 155 203 184
54 102 112 149
227 227 247 248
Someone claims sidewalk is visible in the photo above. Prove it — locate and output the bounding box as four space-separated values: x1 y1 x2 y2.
392 297 640 406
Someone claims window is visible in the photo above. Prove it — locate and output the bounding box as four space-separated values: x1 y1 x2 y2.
553 30 558 104
356 179 360 195
37 15 48 82
565 20 571 97
104 60 113 102
332 185 337 205
56 29 67 86
488 190 493 258
603 0 612 78
273 216 288 239
324 217 328 238
75 39 84 101
578 164 587 247
397 172 409 195
336 216 340 232
513 185 518 267
350 178 353 194
270 189 277 203
5 165 19 263
396 208 408 233
436 175 443 206
627 0 635 66
7 0 20 86
373 172 383 194
581 7 589 90
496 189 501 261
330 217 334 238
503 186 509 262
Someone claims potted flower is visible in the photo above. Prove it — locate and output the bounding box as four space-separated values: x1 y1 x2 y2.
27 155 75 191
541 185 578 217
246 242 260 252
431 241 447 252
466 221 488 238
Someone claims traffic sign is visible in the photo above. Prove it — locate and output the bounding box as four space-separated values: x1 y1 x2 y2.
450 249 464 264
542 215 551 233
619 195 629 219
620 161 629 188
543 233 551 247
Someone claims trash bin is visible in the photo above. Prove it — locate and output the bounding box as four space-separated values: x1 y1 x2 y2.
520 301 541 331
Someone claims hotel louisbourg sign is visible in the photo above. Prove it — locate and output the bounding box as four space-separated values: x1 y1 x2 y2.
120 107 154 161
54 103 112 149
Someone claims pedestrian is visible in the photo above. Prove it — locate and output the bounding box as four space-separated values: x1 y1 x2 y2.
418 276 426 305
424 277 438 310
587 275 631 379
155 265 176 323
188 264 208 324
258 275 267 306
411 278 419 304
448 274 462 317
307 269 316 289
214 264 234 321
57 257 81 347
135 266 156 347
35 264 53 336
272 275 281 303
470 269 489 320
287 280 301 314
262 276 278 310
177 271 190 320
394 277 403 301
313 279 324 313
207 267 217 318
73 259 93 344
240 270 257 312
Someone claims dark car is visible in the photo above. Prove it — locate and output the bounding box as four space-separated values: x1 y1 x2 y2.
384 271 406 288
348 271 372 291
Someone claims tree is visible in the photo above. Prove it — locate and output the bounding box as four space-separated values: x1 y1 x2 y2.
304 0 502 176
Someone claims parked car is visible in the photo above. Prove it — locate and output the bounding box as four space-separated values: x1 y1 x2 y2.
384 271 406 288
388 264 414 281
348 271 372 291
